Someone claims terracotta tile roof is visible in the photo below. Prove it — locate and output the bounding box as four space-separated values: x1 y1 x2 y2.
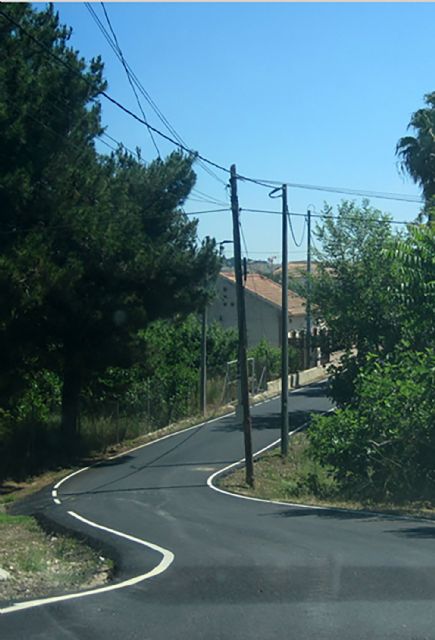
220 272 306 316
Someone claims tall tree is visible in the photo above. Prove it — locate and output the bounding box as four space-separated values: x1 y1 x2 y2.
0 2 106 412
311 200 399 404
49 149 220 446
0 4 221 450
396 91 435 223
390 224 435 349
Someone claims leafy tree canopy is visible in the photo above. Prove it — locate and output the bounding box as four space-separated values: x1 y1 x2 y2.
0 3 221 447
396 91 435 222
309 200 399 403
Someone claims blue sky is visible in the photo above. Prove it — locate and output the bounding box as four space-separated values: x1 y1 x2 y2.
49 2 435 262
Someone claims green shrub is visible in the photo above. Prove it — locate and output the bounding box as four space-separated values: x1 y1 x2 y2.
308 347 435 502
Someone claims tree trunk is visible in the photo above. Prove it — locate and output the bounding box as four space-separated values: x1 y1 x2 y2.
61 354 82 456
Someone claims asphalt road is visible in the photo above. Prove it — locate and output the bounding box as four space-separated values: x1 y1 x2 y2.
2 381 435 640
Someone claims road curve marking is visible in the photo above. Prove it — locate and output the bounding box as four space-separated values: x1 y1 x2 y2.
206 408 432 521
206 426 329 511
207 403 336 511
1 386 325 616
0 511 174 616
2 407 241 615
50 410 238 506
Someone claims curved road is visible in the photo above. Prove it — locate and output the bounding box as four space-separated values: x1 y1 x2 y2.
2 382 435 639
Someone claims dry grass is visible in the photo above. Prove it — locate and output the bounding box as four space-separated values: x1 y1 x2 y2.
0 513 112 602
0 389 284 605
0 401 243 604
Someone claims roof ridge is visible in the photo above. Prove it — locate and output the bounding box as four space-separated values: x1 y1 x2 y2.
218 271 306 314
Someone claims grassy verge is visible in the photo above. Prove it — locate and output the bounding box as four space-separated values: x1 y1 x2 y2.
220 432 435 520
0 399 243 604
0 510 113 602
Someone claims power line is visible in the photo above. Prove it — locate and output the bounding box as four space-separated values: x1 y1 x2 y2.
98 2 161 157
287 211 306 247
0 7 230 177
240 208 419 227
85 2 227 188
185 208 230 216
237 175 422 204
99 137 118 152
6 85 228 212
0 6 426 215
99 133 227 206
0 208 229 236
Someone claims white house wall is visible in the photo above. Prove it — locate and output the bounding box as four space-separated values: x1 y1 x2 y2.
208 276 306 348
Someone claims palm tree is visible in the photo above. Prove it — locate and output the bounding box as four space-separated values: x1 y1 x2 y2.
396 91 435 222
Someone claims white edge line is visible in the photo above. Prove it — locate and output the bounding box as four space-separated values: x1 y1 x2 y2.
207 407 336 510
0 405 244 614
2 381 327 615
51 379 322 498
206 425 330 513
207 406 432 521
51 410 238 501
0 511 174 615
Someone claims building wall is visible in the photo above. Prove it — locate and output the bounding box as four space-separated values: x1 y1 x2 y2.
208 276 306 348
288 313 307 333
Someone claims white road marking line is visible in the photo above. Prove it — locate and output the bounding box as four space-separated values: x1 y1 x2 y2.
207 406 429 521
207 402 336 509
2 380 328 616
50 411 239 506
107 410 237 461
0 511 174 615
54 466 90 491
50 379 325 501
207 427 305 501
1 406 244 614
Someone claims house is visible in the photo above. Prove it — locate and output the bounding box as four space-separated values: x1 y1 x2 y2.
208 271 309 348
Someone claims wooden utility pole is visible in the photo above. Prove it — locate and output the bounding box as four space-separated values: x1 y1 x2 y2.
281 185 289 457
306 207 312 369
200 306 207 416
230 164 254 487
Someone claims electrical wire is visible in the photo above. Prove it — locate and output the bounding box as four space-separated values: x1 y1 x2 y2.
287 211 306 248
237 175 422 204
0 7 230 177
185 208 230 216
4 88 228 221
0 7 425 217
85 3 227 187
98 2 161 157
240 208 420 227
0 208 230 236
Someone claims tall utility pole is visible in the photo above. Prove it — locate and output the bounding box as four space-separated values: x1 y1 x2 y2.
230 164 254 488
306 207 312 369
200 306 207 416
200 236 212 417
281 185 289 457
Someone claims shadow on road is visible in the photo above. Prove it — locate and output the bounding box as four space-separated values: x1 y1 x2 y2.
212 409 325 433
258 506 381 521
62 483 208 497
384 526 435 539
293 382 330 398
93 455 135 468
259 506 435 525
137 564 435 603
